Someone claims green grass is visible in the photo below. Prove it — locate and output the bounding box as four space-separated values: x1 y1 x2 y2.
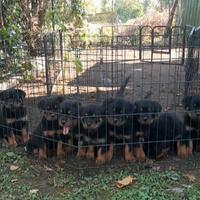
0 148 200 200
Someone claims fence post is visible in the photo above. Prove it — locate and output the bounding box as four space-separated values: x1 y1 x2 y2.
59 30 65 95
182 26 186 65
139 26 142 61
43 35 51 96
151 28 154 62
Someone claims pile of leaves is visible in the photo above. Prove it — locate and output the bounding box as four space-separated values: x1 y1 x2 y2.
118 9 169 36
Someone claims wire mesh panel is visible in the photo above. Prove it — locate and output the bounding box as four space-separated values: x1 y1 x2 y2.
0 25 200 170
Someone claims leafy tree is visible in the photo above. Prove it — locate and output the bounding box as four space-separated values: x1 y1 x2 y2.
0 0 85 57
160 0 171 10
101 0 109 12
115 0 143 23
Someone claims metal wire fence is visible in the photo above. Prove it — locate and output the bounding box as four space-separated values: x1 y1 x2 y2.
0 25 200 169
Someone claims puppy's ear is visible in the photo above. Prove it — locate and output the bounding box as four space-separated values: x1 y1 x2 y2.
102 98 114 114
154 101 162 112
182 96 192 109
132 101 139 112
38 99 46 110
0 91 6 101
73 101 82 108
16 89 26 99
55 96 65 103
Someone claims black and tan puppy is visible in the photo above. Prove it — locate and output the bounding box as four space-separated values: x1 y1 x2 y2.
58 100 82 156
133 100 162 126
103 97 137 162
78 104 107 164
132 100 162 160
0 88 29 147
147 112 192 159
75 76 131 164
182 95 200 151
26 95 65 159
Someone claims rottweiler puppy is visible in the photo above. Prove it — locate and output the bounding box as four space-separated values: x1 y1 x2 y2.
75 76 131 164
182 95 200 151
26 95 65 159
102 97 137 162
78 103 108 164
58 100 82 157
133 100 162 161
0 89 29 147
148 112 192 159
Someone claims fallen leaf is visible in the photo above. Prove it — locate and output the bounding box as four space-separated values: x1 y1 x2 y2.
10 165 19 171
6 152 15 157
167 187 184 194
11 179 18 183
29 189 39 194
182 184 192 189
116 176 135 189
184 174 196 182
44 165 53 171
152 166 160 171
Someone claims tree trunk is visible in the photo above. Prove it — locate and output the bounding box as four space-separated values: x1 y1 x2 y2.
18 0 48 56
167 0 179 28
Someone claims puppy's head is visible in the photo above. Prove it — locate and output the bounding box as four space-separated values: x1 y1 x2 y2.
59 100 81 134
38 95 65 121
182 95 200 118
80 104 103 130
103 97 133 126
0 89 26 109
133 100 162 125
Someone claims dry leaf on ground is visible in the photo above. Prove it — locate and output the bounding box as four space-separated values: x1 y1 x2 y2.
184 174 196 182
11 179 18 183
29 189 39 194
44 165 53 171
10 165 19 171
116 176 135 189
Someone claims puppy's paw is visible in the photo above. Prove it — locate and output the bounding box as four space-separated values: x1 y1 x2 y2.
38 148 47 160
177 145 189 159
76 148 86 160
106 144 114 162
135 147 146 162
96 153 106 165
125 144 136 162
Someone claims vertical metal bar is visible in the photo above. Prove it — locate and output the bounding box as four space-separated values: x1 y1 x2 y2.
182 26 186 65
44 35 51 96
59 30 65 94
169 27 172 64
151 28 154 63
139 27 142 61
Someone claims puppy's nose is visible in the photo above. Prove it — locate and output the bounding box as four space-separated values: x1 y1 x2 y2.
143 117 148 121
114 118 118 123
61 119 66 125
87 122 92 126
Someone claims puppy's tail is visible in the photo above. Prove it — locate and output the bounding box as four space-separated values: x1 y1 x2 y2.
96 87 101 102
116 75 131 97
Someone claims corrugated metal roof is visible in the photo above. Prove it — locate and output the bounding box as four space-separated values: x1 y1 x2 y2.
176 0 200 27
